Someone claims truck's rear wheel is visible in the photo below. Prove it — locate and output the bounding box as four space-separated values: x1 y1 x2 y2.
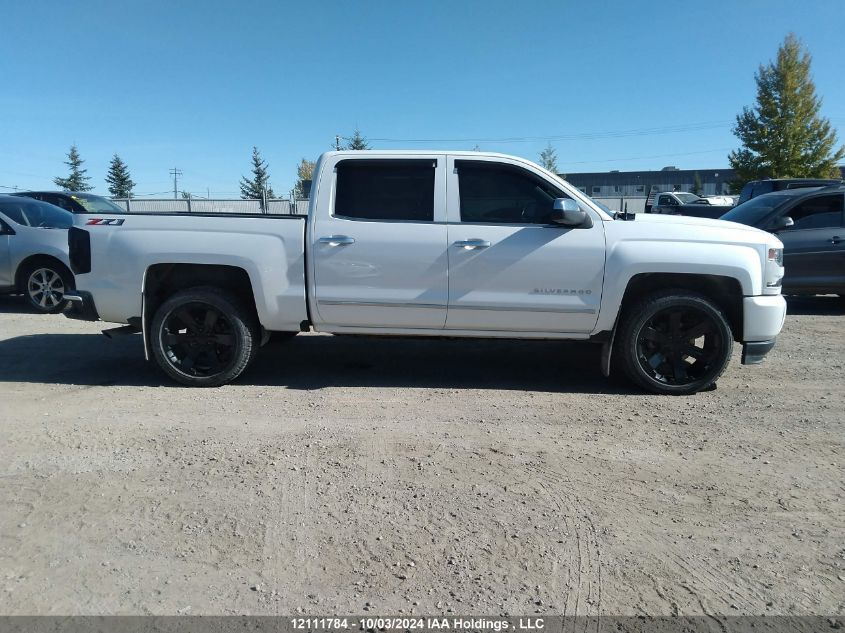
616 290 733 395
150 287 258 387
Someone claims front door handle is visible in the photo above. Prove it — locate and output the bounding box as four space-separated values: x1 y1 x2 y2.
454 239 492 249
832 236 842 245
318 235 355 246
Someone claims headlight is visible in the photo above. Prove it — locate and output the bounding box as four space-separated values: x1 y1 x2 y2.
764 247 784 293
768 247 783 266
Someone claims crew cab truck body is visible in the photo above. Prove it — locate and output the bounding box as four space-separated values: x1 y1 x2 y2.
66 151 787 394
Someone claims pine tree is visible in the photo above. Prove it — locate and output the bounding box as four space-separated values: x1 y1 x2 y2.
293 158 316 199
239 147 275 209
691 172 703 195
539 142 559 172
105 154 135 198
54 145 93 192
729 33 844 186
345 129 369 150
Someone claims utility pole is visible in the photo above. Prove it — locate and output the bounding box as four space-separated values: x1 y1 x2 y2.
335 135 342 151
169 167 183 200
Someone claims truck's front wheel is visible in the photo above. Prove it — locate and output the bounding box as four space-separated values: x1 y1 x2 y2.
616 290 733 395
150 287 258 387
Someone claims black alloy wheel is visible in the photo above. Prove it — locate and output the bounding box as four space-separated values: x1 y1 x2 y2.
161 302 237 378
151 287 258 387
616 290 733 395
635 307 722 387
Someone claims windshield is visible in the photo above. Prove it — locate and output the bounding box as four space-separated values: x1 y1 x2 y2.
675 193 701 204
720 193 785 226
0 198 73 228
70 193 126 214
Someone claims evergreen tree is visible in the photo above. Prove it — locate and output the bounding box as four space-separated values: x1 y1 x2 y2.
239 147 275 209
691 172 703 195
105 154 135 198
293 158 316 199
345 128 369 150
729 33 844 186
539 142 559 172
54 145 93 192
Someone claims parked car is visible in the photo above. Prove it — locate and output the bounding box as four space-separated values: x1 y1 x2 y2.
702 195 736 206
648 191 734 219
737 178 842 206
0 197 74 312
721 185 844 296
65 150 786 395
11 191 126 214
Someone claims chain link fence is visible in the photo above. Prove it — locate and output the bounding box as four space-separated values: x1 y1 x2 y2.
112 198 309 215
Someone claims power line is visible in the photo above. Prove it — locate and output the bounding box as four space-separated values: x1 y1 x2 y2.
561 147 735 168
367 121 732 144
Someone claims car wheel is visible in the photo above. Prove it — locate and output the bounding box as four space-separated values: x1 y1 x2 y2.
21 260 72 313
150 286 258 387
616 290 733 395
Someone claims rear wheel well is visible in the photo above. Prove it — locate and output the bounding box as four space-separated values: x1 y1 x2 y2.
15 255 73 292
144 264 259 325
620 273 744 341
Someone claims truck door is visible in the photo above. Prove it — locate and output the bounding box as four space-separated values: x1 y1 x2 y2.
777 192 845 291
444 157 605 334
310 156 449 329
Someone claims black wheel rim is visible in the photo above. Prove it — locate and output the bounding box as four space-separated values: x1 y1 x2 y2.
160 302 237 378
635 306 723 387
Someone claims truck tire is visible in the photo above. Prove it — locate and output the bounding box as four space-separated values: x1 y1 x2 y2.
615 290 733 395
150 286 258 387
19 259 73 314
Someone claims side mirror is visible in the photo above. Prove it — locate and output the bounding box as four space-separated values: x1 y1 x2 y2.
550 198 592 228
769 216 794 232
0 219 15 236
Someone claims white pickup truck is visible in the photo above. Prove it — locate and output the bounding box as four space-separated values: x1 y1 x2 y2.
65 151 787 394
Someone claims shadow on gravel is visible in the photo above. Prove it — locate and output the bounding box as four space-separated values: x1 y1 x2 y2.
785 295 845 316
0 330 637 394
0 295 37 314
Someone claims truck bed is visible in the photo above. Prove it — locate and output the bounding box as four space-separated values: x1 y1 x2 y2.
76 212 308 332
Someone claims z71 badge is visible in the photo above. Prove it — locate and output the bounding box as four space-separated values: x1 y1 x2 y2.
86 218 126 226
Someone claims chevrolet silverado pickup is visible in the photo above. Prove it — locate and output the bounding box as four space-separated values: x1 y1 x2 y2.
65 151 787 394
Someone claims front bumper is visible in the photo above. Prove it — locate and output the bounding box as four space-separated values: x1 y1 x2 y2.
740 294 786 365
743 295 787 341
64 290 100 322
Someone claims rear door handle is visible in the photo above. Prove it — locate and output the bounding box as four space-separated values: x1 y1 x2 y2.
454 239 491 249
318 235 355 246
832 236 842 245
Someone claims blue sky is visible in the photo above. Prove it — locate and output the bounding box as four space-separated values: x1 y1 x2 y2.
1 0 844 197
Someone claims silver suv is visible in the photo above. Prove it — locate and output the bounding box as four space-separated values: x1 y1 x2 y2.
0 196 74 313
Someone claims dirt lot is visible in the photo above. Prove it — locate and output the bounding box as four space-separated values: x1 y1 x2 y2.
0 295 843 617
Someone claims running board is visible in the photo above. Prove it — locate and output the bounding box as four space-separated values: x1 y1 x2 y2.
102 324 141 339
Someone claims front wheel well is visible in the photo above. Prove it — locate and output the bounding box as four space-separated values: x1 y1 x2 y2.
619 273 744 341
15 255 74 292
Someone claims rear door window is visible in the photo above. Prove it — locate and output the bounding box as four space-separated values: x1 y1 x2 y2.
334 159 435 222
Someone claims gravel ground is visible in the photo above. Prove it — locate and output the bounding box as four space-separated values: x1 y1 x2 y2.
0 295 843 616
